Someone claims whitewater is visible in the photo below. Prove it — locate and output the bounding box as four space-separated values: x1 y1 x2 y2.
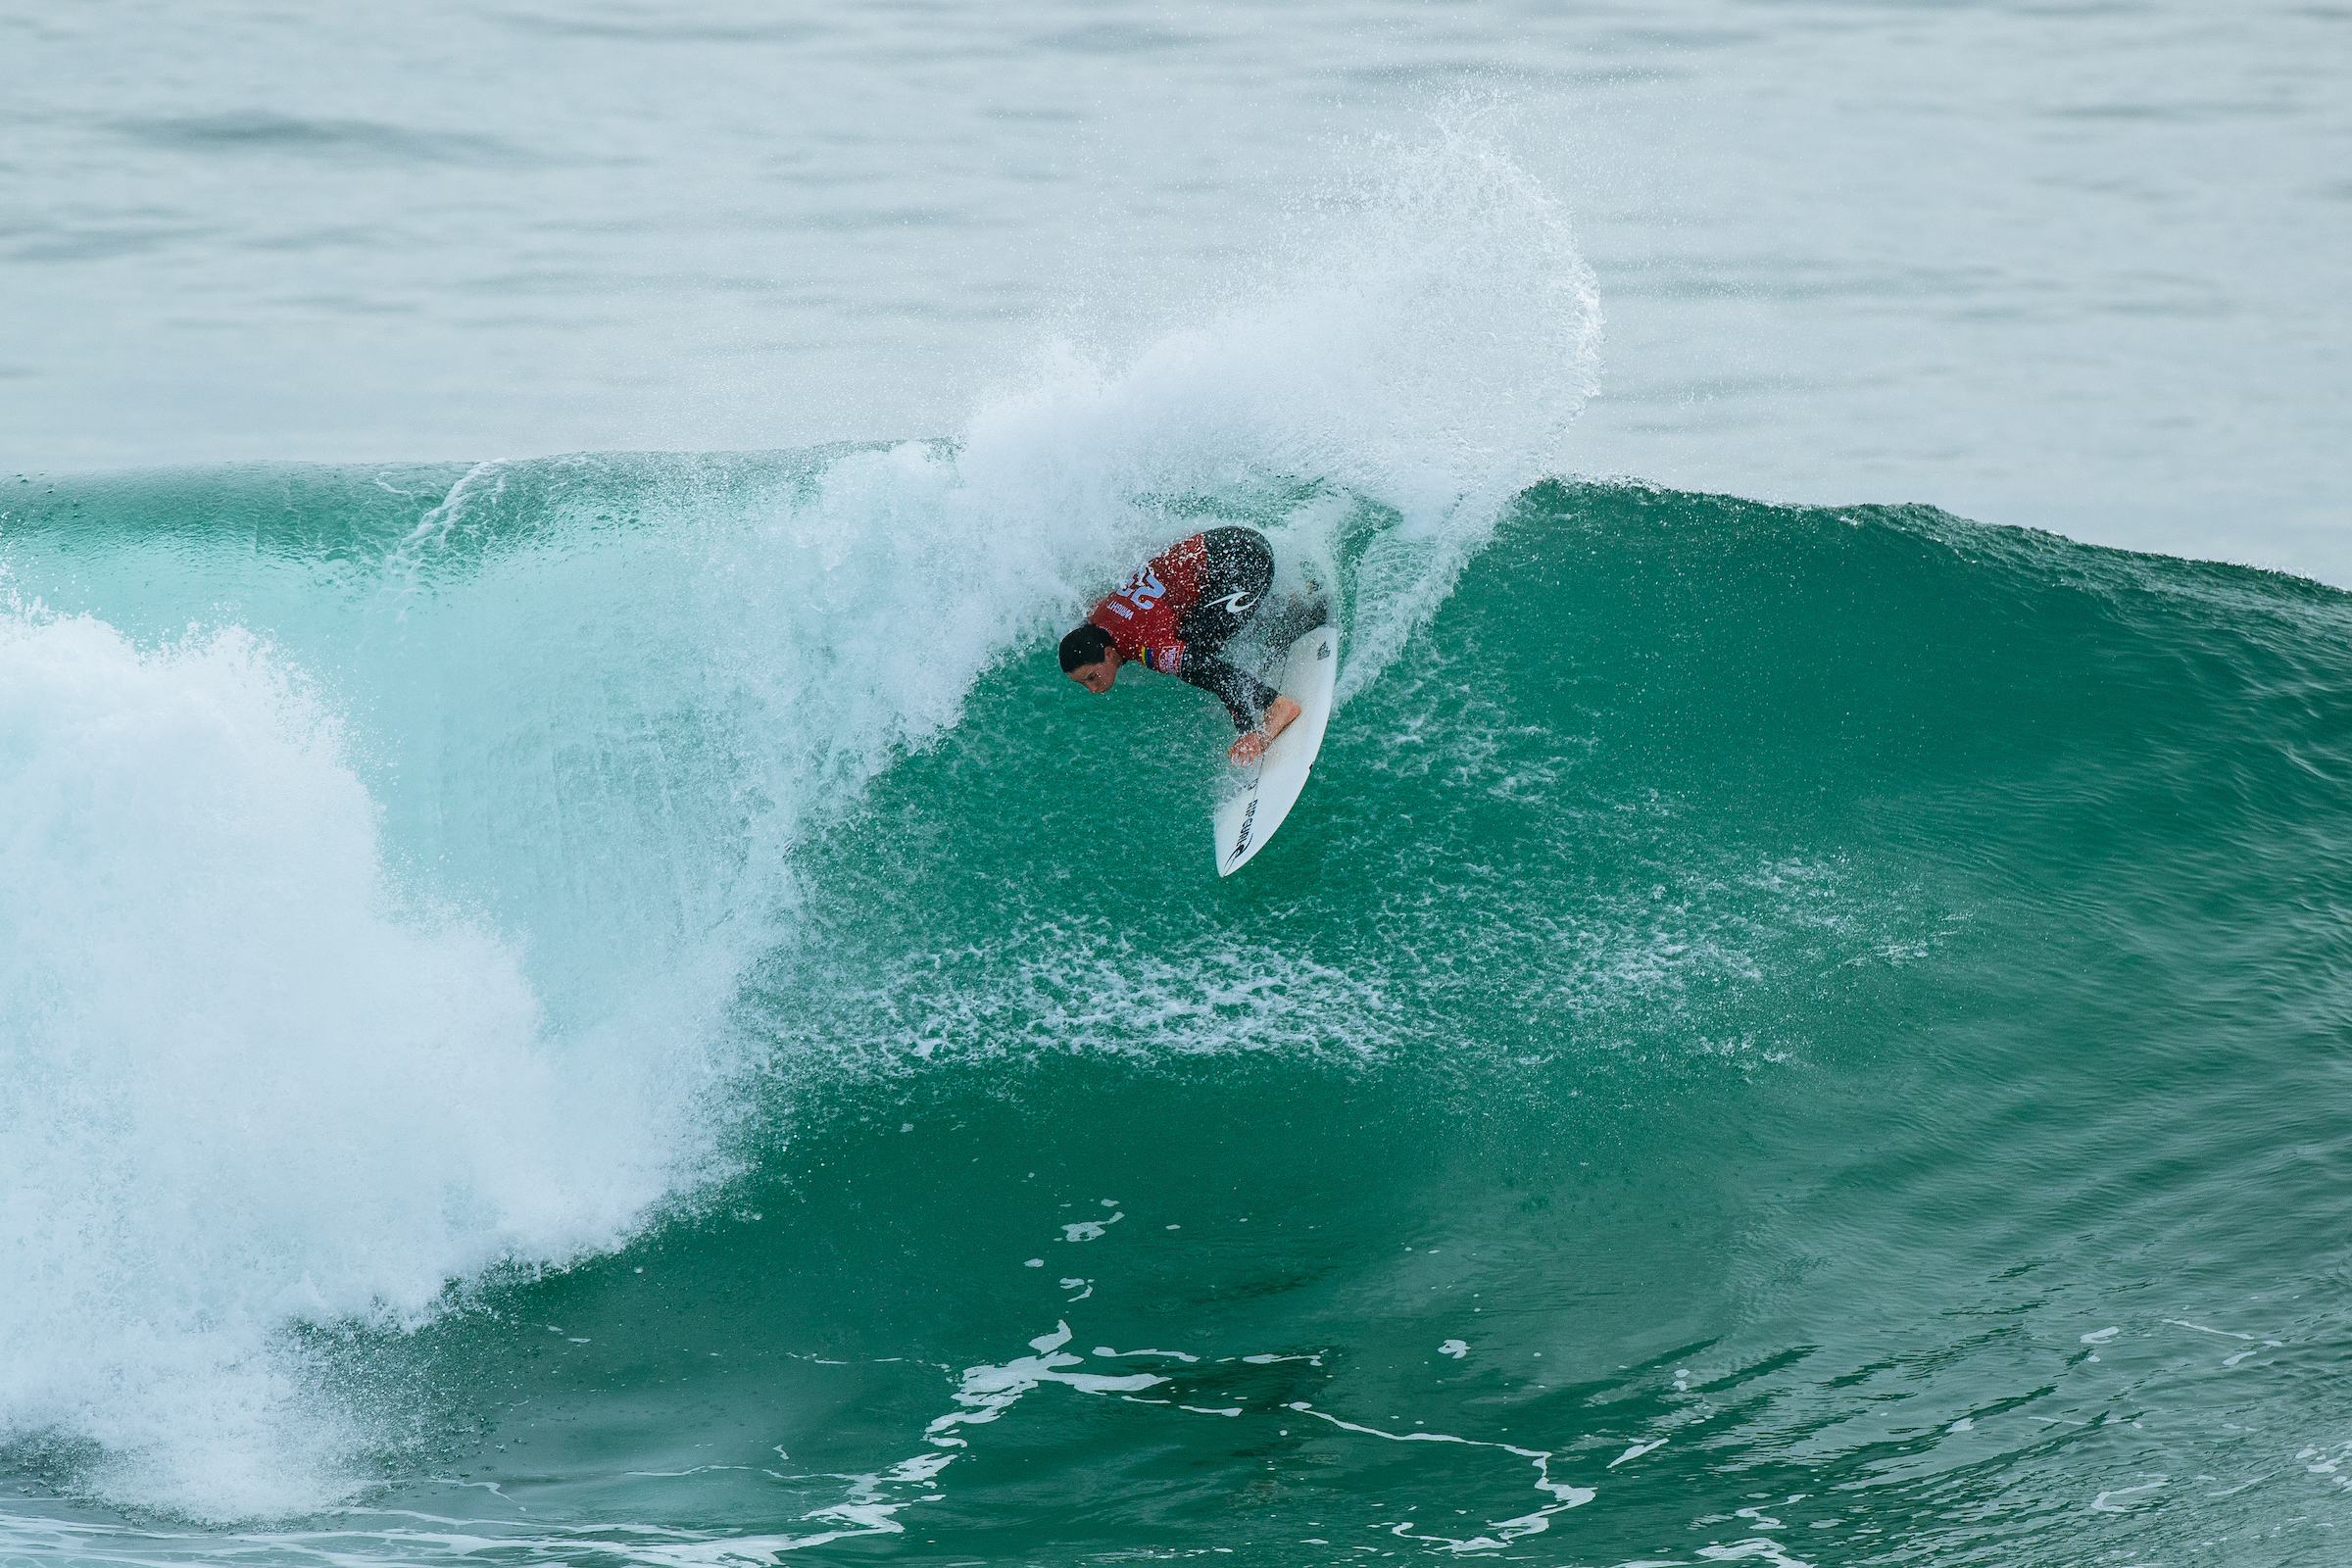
4 134 1631 1539
7 10 2352 1566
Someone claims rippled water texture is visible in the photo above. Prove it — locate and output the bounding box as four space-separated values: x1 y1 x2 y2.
4 6 2349 1567
6 0 2348 576
7 452 2351 1564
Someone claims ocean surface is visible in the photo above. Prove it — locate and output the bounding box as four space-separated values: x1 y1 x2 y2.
6 0 2348 577
5 4 2351 1568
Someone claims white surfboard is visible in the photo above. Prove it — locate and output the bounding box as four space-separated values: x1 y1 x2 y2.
1213 624 1339 876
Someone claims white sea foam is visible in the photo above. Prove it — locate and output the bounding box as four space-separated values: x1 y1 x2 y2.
0 615 693 1516
947 115 1602 704
0 122 1601 1519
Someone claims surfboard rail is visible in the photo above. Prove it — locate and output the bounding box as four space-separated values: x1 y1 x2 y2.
1212 624 1338 876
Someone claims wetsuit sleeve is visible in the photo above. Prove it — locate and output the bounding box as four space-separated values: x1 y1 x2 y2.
1179 651 1281 731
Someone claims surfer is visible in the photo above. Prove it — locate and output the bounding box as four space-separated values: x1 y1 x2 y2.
1059 526 1305 765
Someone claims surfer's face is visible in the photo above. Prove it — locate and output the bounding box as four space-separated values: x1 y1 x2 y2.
1067 658 1117 694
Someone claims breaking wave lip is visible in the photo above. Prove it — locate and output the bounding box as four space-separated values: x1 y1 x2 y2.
0 117 1602 1522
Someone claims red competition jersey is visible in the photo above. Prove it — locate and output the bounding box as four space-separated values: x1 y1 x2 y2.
1088 532 1208 674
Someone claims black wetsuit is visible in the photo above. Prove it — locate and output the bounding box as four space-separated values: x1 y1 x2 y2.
1173 527 1281 729
1089 525 1284 730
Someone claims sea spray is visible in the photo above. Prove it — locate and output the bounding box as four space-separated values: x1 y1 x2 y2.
0 123 1605 1519
952 116 1603 702
0 614 681 1515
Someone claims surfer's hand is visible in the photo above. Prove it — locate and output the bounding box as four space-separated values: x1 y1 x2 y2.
1227 698 1301 765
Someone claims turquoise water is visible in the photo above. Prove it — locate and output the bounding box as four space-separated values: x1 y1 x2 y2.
6 446 2350 1563
6 5 2350 1562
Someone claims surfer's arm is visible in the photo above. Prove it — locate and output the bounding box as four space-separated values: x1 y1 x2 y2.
1178 651 1281 732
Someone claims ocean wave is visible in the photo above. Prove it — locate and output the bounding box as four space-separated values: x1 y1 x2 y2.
0 122 1601 1518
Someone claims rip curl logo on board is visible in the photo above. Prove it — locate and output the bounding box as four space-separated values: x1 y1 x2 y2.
1227 796 1259 865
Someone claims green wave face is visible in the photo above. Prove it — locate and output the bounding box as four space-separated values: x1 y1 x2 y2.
4 464 2349 1564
